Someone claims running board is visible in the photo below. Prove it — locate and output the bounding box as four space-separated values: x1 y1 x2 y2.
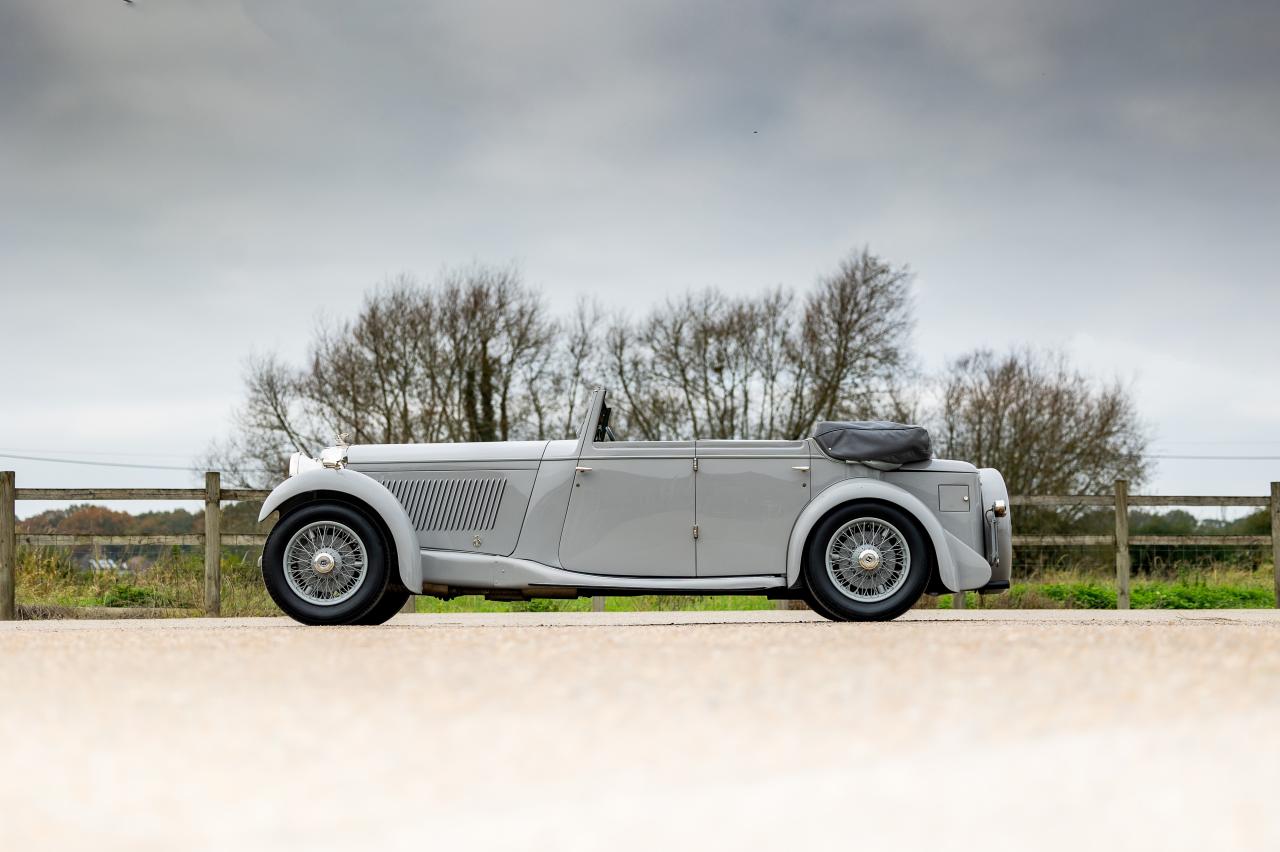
418 550 787 594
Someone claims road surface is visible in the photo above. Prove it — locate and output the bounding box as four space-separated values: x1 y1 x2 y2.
1 610 1278 850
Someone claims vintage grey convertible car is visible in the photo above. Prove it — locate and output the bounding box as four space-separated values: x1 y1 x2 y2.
259 387 1011 624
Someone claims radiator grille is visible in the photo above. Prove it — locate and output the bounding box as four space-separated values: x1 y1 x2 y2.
381 476 507 531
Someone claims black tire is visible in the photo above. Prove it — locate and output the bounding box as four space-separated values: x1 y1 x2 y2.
803 501 931 622
801 586 845 622
349 587 412 625
262 502 392 626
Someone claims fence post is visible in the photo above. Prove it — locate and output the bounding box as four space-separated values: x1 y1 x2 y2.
0 471 15 621
592 596 606 612
1114 479 1130 610
204 471 221 617
1271 482 1280 609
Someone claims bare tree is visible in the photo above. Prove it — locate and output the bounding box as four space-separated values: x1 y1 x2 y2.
207 266 565 486
778 249 917 436
526 298 603 440
205 250 947 488
605 249 916 439
934 348 1150 498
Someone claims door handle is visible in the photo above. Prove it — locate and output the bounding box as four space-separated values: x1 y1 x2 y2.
575 466 593 473
792 466 810 472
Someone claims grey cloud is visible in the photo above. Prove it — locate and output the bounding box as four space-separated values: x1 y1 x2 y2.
1 0 1278 502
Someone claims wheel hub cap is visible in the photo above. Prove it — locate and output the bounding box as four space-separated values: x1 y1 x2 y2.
312 550 337 575
857 547 881 571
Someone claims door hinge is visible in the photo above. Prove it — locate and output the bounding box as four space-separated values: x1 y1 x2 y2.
692 525 700 540
692 457 699 472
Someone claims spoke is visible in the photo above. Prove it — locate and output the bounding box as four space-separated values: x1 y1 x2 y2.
825 517 911 603
283 521 368 607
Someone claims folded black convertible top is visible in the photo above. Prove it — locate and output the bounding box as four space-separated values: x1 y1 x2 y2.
812 421 933 465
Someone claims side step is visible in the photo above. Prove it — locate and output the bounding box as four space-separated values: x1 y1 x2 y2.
419 549 789 594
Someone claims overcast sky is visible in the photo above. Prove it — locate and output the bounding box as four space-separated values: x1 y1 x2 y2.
2 0 1279 516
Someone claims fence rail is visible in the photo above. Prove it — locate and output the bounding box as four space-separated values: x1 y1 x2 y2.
12 488 270 502
1 472 1278 619
1015 494 1271 508
17 534 268 547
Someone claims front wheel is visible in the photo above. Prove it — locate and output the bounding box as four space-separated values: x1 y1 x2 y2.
350 587 412 625
262 502 392 625
803 502 931 621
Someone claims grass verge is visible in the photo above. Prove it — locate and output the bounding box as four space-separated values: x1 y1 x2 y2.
930 567 1276 610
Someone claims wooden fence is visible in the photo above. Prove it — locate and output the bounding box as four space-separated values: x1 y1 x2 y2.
1005 479 1280 610
1 471 1278 620
0 472 269 619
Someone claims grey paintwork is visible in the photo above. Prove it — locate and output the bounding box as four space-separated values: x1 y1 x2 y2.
561 453 696 577
259 387 1010 597
424 550 788 594
349 441 549 466
692 443 811 577
509 458 578 567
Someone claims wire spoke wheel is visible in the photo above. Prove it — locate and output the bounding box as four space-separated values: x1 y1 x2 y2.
283 521 369 606
825 517 911 603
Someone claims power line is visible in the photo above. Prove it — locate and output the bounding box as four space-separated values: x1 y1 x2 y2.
0 446 197 460
1147 454 1280 461
0 451 280 474
0 452 199 471
1156 441 1280 446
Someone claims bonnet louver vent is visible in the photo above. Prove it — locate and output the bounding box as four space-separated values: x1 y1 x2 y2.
382 476 507 531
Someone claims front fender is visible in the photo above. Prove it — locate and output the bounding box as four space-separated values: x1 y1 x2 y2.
258 468 422 592
786 479 992 593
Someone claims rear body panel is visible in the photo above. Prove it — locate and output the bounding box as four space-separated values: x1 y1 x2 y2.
883 461 985 553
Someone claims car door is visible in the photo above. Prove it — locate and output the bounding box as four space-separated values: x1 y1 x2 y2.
694 440 812 577
558 442 697 577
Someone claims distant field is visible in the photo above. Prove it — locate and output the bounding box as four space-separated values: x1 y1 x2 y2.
11 548 1277 618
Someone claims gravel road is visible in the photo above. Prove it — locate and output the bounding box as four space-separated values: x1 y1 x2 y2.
2 610 1278 850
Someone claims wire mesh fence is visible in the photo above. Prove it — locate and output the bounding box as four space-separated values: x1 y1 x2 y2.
1016 542 1273 576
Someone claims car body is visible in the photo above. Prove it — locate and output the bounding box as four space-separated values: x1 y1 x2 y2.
258 387 1012 624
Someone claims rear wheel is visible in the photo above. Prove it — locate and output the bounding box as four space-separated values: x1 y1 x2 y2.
262 502 392 625
803 502 930 621
801 586 845 622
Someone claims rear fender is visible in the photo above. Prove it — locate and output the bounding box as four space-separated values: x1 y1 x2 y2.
258 468 422 592
786 479 991 593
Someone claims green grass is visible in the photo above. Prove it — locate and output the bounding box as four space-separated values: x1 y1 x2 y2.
12 548 1277 618
15 548 280 616
929 567 1276 610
